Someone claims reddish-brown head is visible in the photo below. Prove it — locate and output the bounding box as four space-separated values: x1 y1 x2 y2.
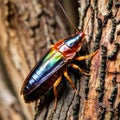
79 32 85 38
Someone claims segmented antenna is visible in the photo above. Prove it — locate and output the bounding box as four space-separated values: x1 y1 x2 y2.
84 16 91 33
58 2 79 32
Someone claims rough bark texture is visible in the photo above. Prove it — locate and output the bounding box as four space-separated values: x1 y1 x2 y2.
0 0 120 120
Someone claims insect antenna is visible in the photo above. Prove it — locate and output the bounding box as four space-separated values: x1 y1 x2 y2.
57 2 79 33
83 15 91 34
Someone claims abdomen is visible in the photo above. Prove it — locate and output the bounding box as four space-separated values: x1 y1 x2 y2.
23 71 61 102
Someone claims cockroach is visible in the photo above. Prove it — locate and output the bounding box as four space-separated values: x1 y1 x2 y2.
20 2 98 110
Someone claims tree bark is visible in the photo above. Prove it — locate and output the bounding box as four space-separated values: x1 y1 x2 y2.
0 0 120 120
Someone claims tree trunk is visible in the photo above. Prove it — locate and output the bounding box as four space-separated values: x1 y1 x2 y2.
0 0 119 120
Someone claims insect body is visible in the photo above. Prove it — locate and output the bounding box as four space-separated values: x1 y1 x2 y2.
21 3 98 110
21 32 97 110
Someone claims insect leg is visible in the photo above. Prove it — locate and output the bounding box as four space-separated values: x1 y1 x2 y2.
63 67 79 94
53 75 62 111
75 50 98 61
70 63 90 75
